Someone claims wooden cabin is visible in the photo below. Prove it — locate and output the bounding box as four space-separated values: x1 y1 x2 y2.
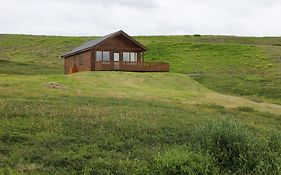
62 30 169 74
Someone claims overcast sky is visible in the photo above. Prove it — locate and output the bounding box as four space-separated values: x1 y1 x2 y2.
0 0 281 36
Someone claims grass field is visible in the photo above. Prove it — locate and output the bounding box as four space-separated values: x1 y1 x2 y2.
1 34 281 104
0 34 281 174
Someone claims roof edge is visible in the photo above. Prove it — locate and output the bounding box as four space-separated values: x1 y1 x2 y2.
62 47 92 58
62 30 147 58
118 30 147 51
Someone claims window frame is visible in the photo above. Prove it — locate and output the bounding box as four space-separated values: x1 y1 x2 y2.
96 51 102 62
114 53 120 62
123 52 138 62
102 51 110 62
131 52 138 62
96 51 110 62
123 52 130 62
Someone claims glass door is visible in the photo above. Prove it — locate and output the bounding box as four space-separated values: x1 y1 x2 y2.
114 53 120 62
113 53 120 70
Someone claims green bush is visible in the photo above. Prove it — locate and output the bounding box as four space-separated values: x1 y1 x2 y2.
193 34 201 37
190 120 281 174
153 148 218 175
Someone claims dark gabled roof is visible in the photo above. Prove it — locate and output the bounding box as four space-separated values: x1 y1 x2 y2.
62 30 146 57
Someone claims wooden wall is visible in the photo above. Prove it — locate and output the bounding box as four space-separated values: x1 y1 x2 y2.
65 50 92 74
91 34 145 70
95 35 144 51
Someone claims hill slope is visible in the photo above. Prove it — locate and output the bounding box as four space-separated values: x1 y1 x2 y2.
1 71 281 116
1 34 281 104
0 34 281 174
0 71 281 174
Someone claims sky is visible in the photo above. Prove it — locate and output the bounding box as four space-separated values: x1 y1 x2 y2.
0 0 281 36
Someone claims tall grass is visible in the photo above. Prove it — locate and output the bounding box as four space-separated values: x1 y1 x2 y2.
154 148 218 175
190 120 281 174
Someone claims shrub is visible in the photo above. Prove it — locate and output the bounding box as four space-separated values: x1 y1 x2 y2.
153 148 218 175
193 34 201 37
190 120 281 174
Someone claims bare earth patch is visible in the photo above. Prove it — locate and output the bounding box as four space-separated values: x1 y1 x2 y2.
47 82 66 89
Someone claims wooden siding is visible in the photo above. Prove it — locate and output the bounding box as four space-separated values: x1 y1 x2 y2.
94 34 144 52
95 61 170 72
65 50 91 74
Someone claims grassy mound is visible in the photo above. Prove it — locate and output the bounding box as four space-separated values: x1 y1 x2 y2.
1 34 281 104
0 72 281 116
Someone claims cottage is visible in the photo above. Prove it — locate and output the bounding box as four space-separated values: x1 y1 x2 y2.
62 30 169 74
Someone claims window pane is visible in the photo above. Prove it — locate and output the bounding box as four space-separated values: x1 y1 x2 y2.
123 52 130 62
103 51 110 61
130 53 137 62
96 51 102 61
130 53 134 62
114 53 119 61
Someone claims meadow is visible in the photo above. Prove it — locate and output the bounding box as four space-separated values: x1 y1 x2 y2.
1 34 281 104
0 34 281 174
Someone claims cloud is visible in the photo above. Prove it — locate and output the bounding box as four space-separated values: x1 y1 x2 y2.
24 0 158 9
83 0 158 9
0 0 280 36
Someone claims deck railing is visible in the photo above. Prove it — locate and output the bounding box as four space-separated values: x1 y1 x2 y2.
95 61 170 72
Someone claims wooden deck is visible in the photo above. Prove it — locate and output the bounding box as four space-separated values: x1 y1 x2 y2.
95 61 170 72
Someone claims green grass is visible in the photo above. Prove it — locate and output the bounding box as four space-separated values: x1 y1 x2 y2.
0 34 281 174
1 34 281 104
137 36 281 104
0 72 280 174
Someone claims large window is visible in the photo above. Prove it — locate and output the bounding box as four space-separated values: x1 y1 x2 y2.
130 53 137 62
103 51 110 61
123 52 130 62
96 51 102 61
123 52 137 62
96 51 110 61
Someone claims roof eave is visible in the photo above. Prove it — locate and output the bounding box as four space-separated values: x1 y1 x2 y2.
61 30 147 58
118 31 147 51
90 30 147 51
62 47 92 58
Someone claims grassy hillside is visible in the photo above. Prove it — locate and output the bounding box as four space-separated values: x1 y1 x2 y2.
0 72 280 174
0 34 281 174
1 34 281 104
137 35 281 105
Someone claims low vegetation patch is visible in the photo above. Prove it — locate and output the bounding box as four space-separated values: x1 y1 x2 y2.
190 120 281 174
154 148 218 175
0 96 280 174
